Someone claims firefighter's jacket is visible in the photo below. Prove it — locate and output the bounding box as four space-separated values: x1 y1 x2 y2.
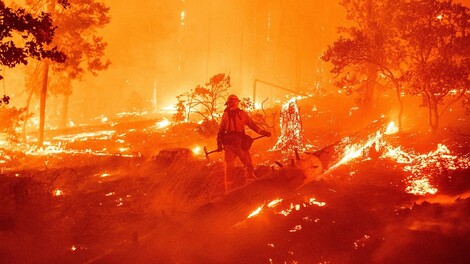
217 107 262 146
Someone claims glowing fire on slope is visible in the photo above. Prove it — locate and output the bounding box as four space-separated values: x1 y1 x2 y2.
330 121 470 196
4 127 148 159
247 197 326 219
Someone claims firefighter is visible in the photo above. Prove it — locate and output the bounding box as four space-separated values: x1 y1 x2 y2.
216 94 271 193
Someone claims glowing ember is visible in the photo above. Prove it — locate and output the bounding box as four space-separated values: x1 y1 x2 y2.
289 225 302 232
71 245 77 251
405 178 438 196
156 118 171 129
330 122 470 195
192 146 202 155
101 173 110 178
54 189 63 196
353 234 371 249
309 198 326 207
247 205 264 218
271 98 305 156
116 198 123 207
327 119 469 196
385 144 469 195
267 198 283 208
269 197 326 217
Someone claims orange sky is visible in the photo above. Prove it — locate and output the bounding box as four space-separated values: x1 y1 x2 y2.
3 0 469 124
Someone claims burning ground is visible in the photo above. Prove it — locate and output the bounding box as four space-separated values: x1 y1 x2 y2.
0 105 469 263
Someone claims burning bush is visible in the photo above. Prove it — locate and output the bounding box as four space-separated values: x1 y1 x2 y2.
196 118 218 137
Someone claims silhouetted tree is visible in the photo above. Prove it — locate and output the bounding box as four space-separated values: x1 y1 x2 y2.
173 73 230 136
173 92 192 123
24 0 110 145
192 73 231 120
322 0 469 133
322 0 406 129
174 73 231 122
398 0 469 133
0 0 65 101
241 97 278 136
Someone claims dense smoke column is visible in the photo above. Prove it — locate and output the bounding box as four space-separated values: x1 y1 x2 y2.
271 98 305 157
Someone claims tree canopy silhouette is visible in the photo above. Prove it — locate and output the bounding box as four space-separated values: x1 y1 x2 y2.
322 0 469 133
0 0 66 80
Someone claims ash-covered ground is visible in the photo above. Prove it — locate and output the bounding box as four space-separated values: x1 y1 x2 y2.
1 98 469 264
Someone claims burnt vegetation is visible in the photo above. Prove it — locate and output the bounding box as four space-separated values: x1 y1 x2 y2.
0 0 469 263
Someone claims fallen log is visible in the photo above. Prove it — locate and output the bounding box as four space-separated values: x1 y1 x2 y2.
191 147 327 233
191 117 388 232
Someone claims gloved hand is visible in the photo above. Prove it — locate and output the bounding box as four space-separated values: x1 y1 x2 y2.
260 130 272 137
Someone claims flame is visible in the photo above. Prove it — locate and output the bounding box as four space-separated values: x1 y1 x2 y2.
309 198 326 207
0 133 8 146
270 97 306 156
247 205 264 218
267 198 283 208
247 197 326 219
156 118 171 129
405 178 438 196
384 121 399 135
331 131 383 169
192 146 201 155
330 119 469 196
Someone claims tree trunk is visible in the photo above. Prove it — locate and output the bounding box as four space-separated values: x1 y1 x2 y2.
363 64 378 111
38 1 56 146
22 86 35 143
38 60 49 146
395 83 404 132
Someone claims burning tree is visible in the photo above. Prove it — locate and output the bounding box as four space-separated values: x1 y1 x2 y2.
271 98 305 157
174 73 230 135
